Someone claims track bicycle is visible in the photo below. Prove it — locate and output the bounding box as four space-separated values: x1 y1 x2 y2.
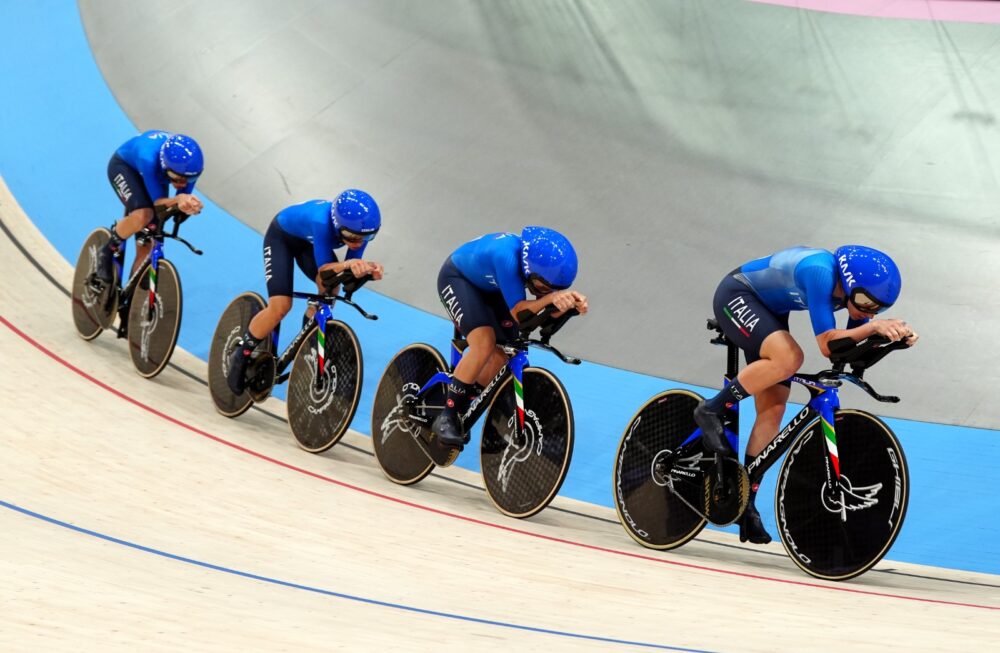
71 205 201 378
208 269 377 453
371 307 580 518
613 318 911 580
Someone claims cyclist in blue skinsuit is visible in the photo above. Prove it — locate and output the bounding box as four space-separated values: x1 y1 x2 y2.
226 190 384 395
694 245 919 544
96 130 204 283
431 227 589 446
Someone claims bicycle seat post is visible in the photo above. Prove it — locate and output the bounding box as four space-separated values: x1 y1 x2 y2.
708 318 741 445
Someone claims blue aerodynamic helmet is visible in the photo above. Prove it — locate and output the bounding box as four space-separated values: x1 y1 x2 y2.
834 245 901 314
331 189 380 242
520 226 578 290
159 134 204 178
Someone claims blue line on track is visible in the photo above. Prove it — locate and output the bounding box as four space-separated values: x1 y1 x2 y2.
0 499 716 652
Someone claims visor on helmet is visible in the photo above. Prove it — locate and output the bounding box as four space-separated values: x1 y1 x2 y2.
339 226 377 244
527 272 568 295
849 288 891 314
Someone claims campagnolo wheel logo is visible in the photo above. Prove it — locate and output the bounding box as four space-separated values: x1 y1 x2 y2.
380 382 421 444
497 408 544 493
779 432 813 564
616 416 649 539
303 345 338 414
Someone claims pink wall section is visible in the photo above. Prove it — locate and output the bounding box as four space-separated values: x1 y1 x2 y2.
749 0 1000 24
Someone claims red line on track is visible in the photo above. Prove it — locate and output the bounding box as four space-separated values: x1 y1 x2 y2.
2 313 996 612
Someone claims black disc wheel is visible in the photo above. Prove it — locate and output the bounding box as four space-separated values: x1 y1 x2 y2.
371 344 445 485
613 389 708 550
127 259 182 379
480 367 573 519
71 227 118 340
775 409 909 581
207 292 269 418
287 320 363 453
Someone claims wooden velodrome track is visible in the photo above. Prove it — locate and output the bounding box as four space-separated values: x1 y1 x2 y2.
0 179 996 650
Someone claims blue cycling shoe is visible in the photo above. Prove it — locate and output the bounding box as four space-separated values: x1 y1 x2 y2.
693 401 732 455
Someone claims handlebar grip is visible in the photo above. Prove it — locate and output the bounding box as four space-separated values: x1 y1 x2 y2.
540 307 579 339
154 204 184 220
517 306 555 334
518 305 580 337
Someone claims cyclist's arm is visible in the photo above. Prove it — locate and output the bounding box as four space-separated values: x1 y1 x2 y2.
316 259 379 281
510 295 555 321
141 158 200 214
815 322 880 357
153 194 202 214
510 290 587 322
800 264 857 357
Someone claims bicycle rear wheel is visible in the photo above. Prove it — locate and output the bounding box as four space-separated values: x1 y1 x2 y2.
371 343 444 485
613 389 707 550
480 367 573 519
775 409 909 581
208 292 268 418
71 227 118 340
287 320 363 453
127 259 182 379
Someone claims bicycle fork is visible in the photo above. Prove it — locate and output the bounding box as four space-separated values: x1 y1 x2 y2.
143 245 162 320
508 353 527 445
311 302 334 386
814 392 847 522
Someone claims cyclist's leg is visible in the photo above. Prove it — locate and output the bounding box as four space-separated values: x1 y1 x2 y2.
100 155 154 282
247 220 303 340
746 383 791 458
737 330 803 396
130 235 152 278
294 244 322 327
433 259 502 444
473 290 519 387
227 220 296 393
737 383 791 543
695 273 792 453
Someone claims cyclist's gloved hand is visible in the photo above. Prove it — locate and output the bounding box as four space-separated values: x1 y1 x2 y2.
550 290 577 313
346 258 373 279
177 194 203 215
870 318 912 343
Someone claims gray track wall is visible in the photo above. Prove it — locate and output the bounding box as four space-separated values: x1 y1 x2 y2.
81 0 1000 427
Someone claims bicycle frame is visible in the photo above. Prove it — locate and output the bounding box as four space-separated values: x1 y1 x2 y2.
415 333 530 437
678 323 904 524
267 295 337 385
263 275 376 386
112 238 163 310
411 307 581 442
106 213 201 331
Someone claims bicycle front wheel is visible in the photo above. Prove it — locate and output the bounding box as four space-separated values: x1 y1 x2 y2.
480 367 573 519
775 409 909 581
127 259 182 379
613 389 707 550
71 227 118 340
287 320 363 453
